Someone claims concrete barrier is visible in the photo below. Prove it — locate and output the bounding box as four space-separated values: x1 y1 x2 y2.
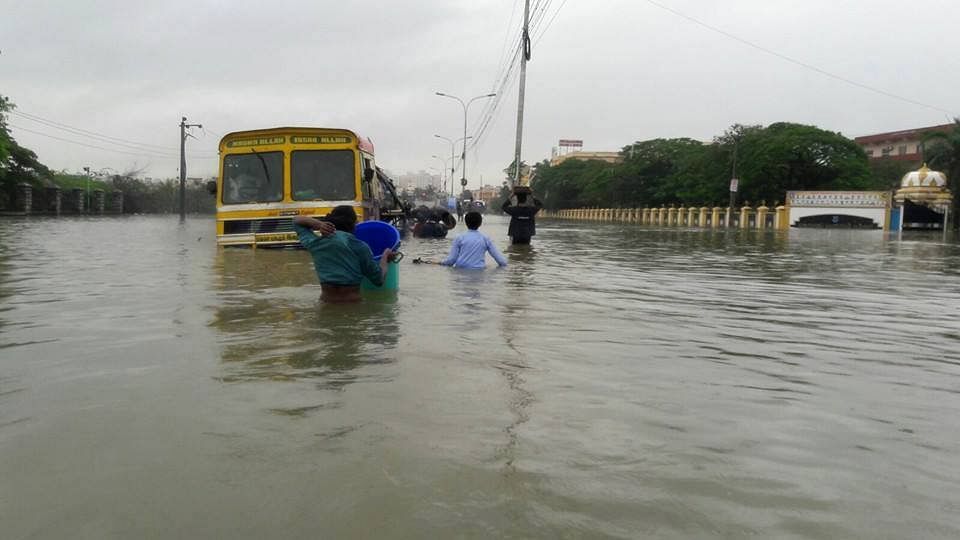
544 203 792 231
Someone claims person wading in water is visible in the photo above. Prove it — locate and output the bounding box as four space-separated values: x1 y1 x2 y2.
293 206 393 303
501 186 543 245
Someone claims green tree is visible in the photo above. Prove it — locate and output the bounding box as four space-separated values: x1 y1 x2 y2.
733 122 874 204
868 158 915 191
0 95 54 208
0 95 11 164
531 123 875 210
923 118 960 228
616 138 706 206
489 182 513 213
532 158 610 209
503 158 528 185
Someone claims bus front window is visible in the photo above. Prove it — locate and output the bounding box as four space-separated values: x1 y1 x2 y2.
222 152 283 204
292 150 356 201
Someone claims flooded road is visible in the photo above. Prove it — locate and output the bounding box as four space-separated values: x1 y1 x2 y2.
1 215 959 539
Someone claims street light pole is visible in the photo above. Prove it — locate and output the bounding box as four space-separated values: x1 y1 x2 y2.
435 92 495 196
431 155 448 191
434 134 456 197
434 134 473 197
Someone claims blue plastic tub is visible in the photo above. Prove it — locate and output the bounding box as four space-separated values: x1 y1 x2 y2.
355 221 401 291
354 221 400 261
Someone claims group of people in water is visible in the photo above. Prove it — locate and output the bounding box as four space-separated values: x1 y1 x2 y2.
294 188 542 302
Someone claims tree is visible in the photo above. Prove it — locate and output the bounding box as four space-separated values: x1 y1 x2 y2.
731 122 874 204
529 122 876 210
616 138 706 206
532 158 609 209
923 118 960 228
0 95 55 208
489 182 513 213
869 158 915 191
0 95 11 165
503 158 528 185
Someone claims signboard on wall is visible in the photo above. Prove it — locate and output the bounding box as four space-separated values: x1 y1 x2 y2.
787 191 889 208
558 139 583 148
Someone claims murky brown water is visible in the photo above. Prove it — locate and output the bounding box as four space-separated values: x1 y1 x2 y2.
1 215 959 539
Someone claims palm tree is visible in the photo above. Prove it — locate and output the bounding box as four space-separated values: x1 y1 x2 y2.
923 119 960 228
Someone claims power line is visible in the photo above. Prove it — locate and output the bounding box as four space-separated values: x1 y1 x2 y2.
469 2 533 140
9 123 217 159
12 110 181 152
641 0 956 116
468 0 563 151
10 110 217 158
10 123 174 158
202 126 226 140
534 0 570 45
436 0 558 166
495 0 522 80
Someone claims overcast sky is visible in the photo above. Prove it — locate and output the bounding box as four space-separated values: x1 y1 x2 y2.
3 0 957 190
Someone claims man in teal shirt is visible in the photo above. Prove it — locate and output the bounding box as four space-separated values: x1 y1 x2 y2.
293 206 392 302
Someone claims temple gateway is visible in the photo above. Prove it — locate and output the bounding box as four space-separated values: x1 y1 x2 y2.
893 164 952 230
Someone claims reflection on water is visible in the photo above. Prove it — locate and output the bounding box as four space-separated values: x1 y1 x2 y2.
1 216 959 539
211 248 400 401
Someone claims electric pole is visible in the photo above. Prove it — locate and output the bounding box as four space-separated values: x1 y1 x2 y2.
83 166 91 213
179 116 202 221
512 0 531 187
728 137 740 229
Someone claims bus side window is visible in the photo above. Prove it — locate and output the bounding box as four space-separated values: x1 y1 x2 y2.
362 158 374 199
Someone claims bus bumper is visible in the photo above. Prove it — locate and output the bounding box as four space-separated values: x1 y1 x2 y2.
217 232 301 248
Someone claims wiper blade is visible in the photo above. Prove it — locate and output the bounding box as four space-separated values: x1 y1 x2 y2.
250 147 272 184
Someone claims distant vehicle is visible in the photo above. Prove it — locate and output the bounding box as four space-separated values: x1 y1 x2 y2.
411 205 456 238
461 199 486 214
211 127 409 247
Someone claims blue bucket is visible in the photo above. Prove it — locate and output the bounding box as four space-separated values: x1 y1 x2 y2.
354 221 400 261
355 221 401 291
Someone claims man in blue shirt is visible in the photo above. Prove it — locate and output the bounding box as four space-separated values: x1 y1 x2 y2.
293 206 393 302
440 212 508 269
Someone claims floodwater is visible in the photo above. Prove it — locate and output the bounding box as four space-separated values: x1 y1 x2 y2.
1 215 959 539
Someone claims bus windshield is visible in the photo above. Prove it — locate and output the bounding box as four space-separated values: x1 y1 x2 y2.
291 150 355 201
222 152 283 204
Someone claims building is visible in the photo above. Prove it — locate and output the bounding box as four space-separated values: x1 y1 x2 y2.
474 185 502 205
395 170 441 191
548 138 623 167
550 151 623 166
854 123 954 161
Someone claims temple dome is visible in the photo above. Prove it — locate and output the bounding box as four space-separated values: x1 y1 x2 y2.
900 164 947 188
894 163 952 208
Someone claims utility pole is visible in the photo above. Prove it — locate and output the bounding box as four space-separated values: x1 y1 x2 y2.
728 138 739 219
512 0 531 187
179 116 202 221
83 166 91 213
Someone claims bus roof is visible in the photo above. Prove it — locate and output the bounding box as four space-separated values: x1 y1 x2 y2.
218 127 374 154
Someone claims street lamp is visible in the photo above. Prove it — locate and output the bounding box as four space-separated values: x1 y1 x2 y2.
434 134 473 197
431 155 448 191
434 92 495 195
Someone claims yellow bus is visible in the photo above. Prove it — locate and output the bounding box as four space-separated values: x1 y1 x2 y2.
213 127 408 247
